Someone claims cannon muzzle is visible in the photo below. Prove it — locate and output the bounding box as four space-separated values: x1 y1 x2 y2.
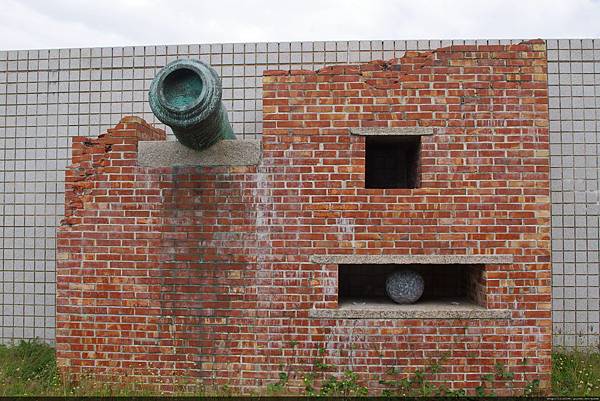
149 59 235 150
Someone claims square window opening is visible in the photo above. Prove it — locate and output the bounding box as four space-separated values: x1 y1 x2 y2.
365 136 420 189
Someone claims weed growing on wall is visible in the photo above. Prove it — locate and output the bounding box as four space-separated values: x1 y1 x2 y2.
2 339 599 396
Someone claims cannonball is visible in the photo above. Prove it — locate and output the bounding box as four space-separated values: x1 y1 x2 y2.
385 269 424 304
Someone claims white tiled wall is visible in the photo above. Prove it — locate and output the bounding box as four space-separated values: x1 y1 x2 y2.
547 39 600 348
0 38 598 348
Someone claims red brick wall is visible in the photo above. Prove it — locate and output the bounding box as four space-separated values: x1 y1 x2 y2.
56 41 551 395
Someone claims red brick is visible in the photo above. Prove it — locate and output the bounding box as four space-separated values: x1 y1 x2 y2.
57 42 550 396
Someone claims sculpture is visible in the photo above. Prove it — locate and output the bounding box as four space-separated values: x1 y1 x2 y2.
149 59 235 150
385 269 424 304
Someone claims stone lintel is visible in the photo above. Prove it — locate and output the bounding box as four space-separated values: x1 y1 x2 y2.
310 254 513 265
138 139 261 167
349 127 435 136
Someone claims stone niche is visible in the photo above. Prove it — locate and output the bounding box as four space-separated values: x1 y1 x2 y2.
310 255 512 320
339 264 484 306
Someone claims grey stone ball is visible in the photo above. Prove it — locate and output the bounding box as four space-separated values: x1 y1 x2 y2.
385 269 425 304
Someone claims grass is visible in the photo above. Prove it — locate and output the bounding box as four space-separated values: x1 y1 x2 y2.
0 340 193 396
1 339 600 396
0 339 60 396
552 349 600 397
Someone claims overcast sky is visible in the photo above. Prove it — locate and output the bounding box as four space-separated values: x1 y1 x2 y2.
1 0 600 50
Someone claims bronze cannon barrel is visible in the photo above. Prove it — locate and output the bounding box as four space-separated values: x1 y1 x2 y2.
149 59 235 150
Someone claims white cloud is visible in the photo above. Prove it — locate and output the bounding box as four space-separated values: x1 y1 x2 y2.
1 0 600 50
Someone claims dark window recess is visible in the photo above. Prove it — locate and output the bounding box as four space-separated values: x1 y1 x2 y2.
338 264 486 307
365 136 420 189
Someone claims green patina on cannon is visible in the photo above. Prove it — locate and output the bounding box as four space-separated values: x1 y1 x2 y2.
149 59 235 150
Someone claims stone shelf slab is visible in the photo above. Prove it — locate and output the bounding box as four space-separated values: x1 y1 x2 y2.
138 139 261 167
310 254 514 265
310 298 510 320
